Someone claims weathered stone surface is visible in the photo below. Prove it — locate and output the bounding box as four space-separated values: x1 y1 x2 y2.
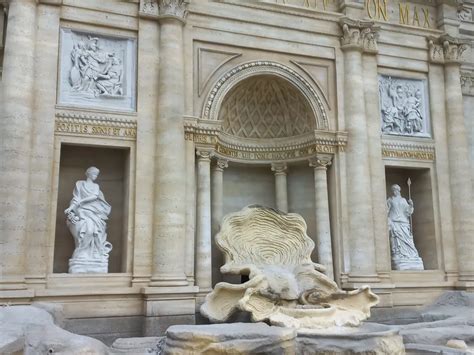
297 323 405 355
111 336 165 354
0 305 109 354
163 323 297 354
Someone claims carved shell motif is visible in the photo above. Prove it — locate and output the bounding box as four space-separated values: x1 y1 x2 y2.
216 205 315 273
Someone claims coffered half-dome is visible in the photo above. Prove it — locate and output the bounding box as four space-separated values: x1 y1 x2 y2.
219 75 315 139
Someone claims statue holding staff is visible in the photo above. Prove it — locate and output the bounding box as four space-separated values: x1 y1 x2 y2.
386 183 424 270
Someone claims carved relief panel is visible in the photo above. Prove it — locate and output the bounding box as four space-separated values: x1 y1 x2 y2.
378 75 431 138
58 28 137 112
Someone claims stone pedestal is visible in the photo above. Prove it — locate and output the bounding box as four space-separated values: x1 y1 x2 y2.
392 257 424 271
68 259 108 274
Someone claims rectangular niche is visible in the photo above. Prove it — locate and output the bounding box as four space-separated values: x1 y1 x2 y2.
378 75 431 138
53 144 130 274
385 167 438 270
58 28 137 111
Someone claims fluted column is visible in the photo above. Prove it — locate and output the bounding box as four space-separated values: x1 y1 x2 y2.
309 155 334 280
196 150 212 291
339 18 378 281
0 0 37 290
271 162 288 213
441 36 474 282
151 1 188 286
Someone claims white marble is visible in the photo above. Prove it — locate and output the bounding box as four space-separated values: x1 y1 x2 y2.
58 28 136 111
387 184 424 271
65 167 112 273
379 75 430 137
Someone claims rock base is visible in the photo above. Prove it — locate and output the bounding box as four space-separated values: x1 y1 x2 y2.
164 323 296 355
297 323 405 355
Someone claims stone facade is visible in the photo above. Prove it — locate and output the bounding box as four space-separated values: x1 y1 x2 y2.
0 0 473 341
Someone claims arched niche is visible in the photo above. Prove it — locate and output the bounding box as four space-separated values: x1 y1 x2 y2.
203 61 329 132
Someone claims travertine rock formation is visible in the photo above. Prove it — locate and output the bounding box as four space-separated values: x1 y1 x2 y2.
0 304 109 354
201 205 379 329
163 323 296 355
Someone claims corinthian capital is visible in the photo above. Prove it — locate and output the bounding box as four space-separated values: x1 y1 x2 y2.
428 34 470 64
158 0 187 19
339 17 380 54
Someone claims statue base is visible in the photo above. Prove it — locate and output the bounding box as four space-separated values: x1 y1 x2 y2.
69 258 109 273
392 257 424 271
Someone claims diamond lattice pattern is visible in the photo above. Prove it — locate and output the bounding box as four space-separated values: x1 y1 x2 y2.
219 75 315 139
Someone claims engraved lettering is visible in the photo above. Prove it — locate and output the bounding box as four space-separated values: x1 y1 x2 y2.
422 8 430 28
399 3 410 25
412 6 420 27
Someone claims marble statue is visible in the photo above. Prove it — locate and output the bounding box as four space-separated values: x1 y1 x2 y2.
69 35 123 97
201 205 379 330
387 184 424 270
379 75 429 137
65 167 112 273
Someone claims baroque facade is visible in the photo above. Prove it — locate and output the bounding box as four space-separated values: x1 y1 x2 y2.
0 0 473 341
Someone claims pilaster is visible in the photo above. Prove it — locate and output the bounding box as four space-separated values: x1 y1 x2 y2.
0 0 37 291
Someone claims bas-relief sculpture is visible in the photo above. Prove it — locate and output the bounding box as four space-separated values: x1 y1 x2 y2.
58 28 136 111
201 205 379 330
379 75 430 137
65 167 113 273
387 184 424 271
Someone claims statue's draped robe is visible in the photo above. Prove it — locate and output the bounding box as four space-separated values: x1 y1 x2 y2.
387 196 419 259
67 181 111 260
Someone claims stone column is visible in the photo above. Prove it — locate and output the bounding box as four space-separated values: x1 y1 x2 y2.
362 50 391 279
271 162 288 213
339 18 378 282
0 0 37 290
309 155 334 280
151 0 188 286
441 36 474 283
211 159 228 285
196 150 212 291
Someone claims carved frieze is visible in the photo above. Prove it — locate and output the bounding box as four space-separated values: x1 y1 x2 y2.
379 75 431 138
55 111 137 140
58 28 136 112
461 71 474 96
339 18 379 54
381 140 435 161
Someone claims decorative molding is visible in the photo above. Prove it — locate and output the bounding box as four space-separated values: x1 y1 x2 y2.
55 110 137 140
202 61 329 131
339 17 379 54
461 70 474 95
271 162 288 175
197 47 242 97
458 3 473 21
381 140 435 161
196 149 212 161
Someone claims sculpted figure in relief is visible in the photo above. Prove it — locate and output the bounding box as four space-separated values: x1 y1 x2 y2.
65 167 112 273
69 36 123 97
379 76 426 137
387 184 424 270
